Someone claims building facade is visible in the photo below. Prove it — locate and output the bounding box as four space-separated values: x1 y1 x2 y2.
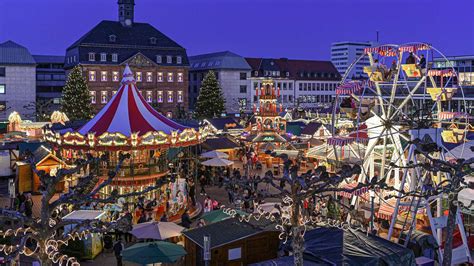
33 55 66 119
433 55 474 113
0 41 36 121
64 0 189 118
188 51 251 113
246 58 341 110
331 41 373 79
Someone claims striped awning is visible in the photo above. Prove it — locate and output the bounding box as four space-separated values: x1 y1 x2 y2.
327 136 354 146
428 69 455 77
438 111 467 120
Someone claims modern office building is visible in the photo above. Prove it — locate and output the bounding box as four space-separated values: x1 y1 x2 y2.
330 41 373 79
64 0 189 118
188 51 251 113
33 55 66 118
245 58 341 110
0 41 36 121
432 55 474 112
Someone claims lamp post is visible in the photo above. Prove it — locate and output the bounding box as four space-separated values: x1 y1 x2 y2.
370 189 375 234
204 234 211 266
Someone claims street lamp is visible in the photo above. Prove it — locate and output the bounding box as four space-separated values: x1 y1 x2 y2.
369 189 375 233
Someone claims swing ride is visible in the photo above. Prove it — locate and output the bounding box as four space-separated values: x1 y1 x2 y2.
329 42 472 265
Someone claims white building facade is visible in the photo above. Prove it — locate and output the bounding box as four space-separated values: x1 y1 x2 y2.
0 41 36 121
331 41 373 79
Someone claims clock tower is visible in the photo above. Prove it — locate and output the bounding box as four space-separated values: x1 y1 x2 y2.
118 0 135 27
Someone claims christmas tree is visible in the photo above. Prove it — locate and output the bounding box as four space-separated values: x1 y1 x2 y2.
194 71 226 119
61 66 94 121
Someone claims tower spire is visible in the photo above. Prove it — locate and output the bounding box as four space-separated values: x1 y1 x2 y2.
118 0 135 27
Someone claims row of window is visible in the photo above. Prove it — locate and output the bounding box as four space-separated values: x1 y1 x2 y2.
37 74 66 81
298 95 333 103
90 90 184 104
298 82 338 91
88 71 184 83
87 53 183 65
253 82 294 90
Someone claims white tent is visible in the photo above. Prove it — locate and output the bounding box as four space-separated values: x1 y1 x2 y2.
306 142 365 163
201 157 234 167
446 141 474 159
459 176 474 213
200 150 229 159
131 221 185 240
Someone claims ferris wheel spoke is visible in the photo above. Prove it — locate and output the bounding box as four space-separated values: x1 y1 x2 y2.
363 85 412 121
387 51 404 118
390 76 427 121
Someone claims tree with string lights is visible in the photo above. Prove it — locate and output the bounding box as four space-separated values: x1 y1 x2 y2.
388 139 474 266
194 71 226 120
61 66 94 121
222 153 388 266
0 152 175 266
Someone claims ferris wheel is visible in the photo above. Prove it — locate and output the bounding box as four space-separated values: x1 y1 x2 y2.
328 43 472 263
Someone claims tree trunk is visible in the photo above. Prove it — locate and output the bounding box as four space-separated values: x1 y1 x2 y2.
291 200 304 266
442 193 458 266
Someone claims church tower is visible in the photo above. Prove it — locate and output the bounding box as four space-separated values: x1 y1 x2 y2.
118 0 135 27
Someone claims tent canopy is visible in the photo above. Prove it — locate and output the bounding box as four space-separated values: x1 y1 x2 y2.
200 150 229 159
131 221 184 240
201 157 234 167
78 65 187 137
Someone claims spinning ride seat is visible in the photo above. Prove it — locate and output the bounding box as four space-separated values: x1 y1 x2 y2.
427 87 457 101
441 128 465 144
340 107 357 119
363 66 384 82
402 64 421 78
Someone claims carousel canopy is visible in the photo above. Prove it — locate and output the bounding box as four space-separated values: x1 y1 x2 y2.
79 65 187 137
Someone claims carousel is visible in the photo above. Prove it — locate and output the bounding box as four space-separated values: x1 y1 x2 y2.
44 66 207 219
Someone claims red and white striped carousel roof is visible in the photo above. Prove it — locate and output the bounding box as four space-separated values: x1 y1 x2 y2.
79 65 187 137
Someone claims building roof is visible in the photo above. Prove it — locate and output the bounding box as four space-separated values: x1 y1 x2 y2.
33 55 65 64
67 20 184 50
189 51 251 71
0 41 36 65
205 117 243 131
78 65 187 136
183 218 264 249
245 57 340 81
300 122 324 136
202 136 240 150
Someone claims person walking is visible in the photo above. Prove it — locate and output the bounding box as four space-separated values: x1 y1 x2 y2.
199 175 206 195
24 194 33 218
188 179 196 206
181 209 192 229
203 196 212 213
113 238 124 266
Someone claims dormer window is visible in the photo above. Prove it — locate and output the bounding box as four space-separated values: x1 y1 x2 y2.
254 71 258 76
88 53 95 62
149 37 157 45
109 35 117 43
177 56 182 64
286 71 290 77
100 53 107 62
166 56 172 64
156 55 162 64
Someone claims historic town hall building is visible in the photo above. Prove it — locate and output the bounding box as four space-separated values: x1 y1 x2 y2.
64 0 189 118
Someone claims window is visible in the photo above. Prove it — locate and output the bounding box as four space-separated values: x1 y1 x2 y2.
157 72 164 82
299 83 302 91
100 53 107 62
157 91 163 102
112 71 119 82
100 71 107 81
240 72 247 80
146 91 153 103
112 53 118 62
101 91 108 104
254 71 259 76
283 95 288 103
90 91 96 104
136 72 142 82
89 71 96 81
166 56 172 64
149 37 157 44
283 83 287 90
156 55 162 64
177 91 183 102
177 56 182 64
177 73 183 82
167 91 173 102
109 35 116 42
88 53 95 61
240 85 247 93
0 84 5 94
146 72 153 82
53 98 61 104
0 67 5 77
192 73 197 81
289 95 293 102
289 83 293 89
167 72 173 82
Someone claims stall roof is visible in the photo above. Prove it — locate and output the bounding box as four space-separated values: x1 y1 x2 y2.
202 136 240 150
183 218 263 249
204 117 243 131
63 210 106 221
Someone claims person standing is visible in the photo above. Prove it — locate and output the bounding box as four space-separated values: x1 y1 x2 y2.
188 179 196 206
24 193 33 218
203 196 212 213
113 238 124 266
199 175 206 195
181 209 192 229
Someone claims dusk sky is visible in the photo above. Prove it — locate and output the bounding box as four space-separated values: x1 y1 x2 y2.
1 0 473 60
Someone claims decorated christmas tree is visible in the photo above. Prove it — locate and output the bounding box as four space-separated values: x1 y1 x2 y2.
194 71 226 119
61 66 94 121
